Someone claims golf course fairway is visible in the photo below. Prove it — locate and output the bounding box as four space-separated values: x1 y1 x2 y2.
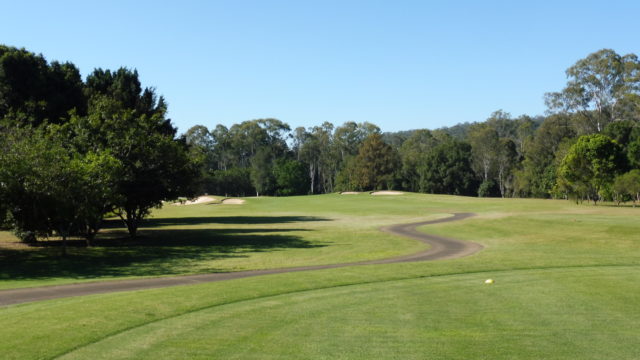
1 193 639 359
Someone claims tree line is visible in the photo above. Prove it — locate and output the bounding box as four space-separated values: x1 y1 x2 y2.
184 49 640 204
1 46 640 248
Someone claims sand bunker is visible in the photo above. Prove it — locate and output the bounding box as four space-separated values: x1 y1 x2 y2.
222 198 245 205
371 191 404 196
174 196 218 205
340 191 360 195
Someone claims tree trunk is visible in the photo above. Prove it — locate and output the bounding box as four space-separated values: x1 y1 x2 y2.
127 223 138 238
120 209 140 239
309 163 316 194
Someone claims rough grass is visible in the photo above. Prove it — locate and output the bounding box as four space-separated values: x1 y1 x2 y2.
1 193 640 359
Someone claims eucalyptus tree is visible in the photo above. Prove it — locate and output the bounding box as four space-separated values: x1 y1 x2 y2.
299 122 334 194
210 124 233 170
495 138 518 197
545 49 640 134
468 123 499 191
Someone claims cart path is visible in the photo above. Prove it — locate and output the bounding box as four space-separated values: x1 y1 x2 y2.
0 212 480 307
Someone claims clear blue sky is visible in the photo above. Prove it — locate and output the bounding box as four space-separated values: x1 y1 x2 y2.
2 0 639 133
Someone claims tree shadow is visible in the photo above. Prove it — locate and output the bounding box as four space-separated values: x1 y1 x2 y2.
0 218 331 282
102 215 331 228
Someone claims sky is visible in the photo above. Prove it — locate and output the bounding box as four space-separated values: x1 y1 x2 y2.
1 0 639 133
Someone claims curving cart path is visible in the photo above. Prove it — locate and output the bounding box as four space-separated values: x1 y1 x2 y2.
0 213 481 306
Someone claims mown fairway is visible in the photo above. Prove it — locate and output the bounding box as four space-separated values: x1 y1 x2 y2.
1 193 640 359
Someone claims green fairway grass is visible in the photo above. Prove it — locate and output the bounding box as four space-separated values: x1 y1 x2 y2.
56 267 640 360
1 193 640 359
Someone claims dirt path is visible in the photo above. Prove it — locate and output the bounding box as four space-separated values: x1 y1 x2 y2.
0 213 480 307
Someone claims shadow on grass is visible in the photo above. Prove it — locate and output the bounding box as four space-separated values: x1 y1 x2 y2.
106 215 331 228
0 216 331 281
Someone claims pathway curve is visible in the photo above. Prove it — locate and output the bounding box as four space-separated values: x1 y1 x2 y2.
0 213 481 306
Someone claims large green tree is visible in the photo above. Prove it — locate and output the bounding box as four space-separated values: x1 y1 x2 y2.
75 70 199 238
557 134 625 203
0 127 121 251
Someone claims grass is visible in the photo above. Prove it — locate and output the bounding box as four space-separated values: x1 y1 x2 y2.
0 194 437 289
1 193 640 359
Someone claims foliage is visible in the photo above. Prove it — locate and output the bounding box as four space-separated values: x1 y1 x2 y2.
0 127 121 248
273 159 309 196
0 45 85 127
545 49 640 134
557 134 625 203
208 168 253 197
250 147 275 196
351 133 399 191
612 170 640 205
416 140 477 196
468 123 499 183
516 114 576 197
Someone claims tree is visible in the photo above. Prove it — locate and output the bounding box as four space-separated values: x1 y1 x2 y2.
0 127 67 243
273 159 309 196
613 170 640 206
514 115 537 157
0 127 121 251
545 49 640 134
495 138 518 197
184 125 215 193
399 129 440 192
468 123 499 194
516 114 576 198
416 140 477 196
209 168 252 197
250 147 275 197
351 133 398 190
78 70 199 238
299 122 334 194
0 45 85 127
557 134 625 203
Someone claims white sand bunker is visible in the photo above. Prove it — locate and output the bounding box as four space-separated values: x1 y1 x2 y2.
340 191 360 195
174 196 218 205
371 191 404 196
222 198 246 205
